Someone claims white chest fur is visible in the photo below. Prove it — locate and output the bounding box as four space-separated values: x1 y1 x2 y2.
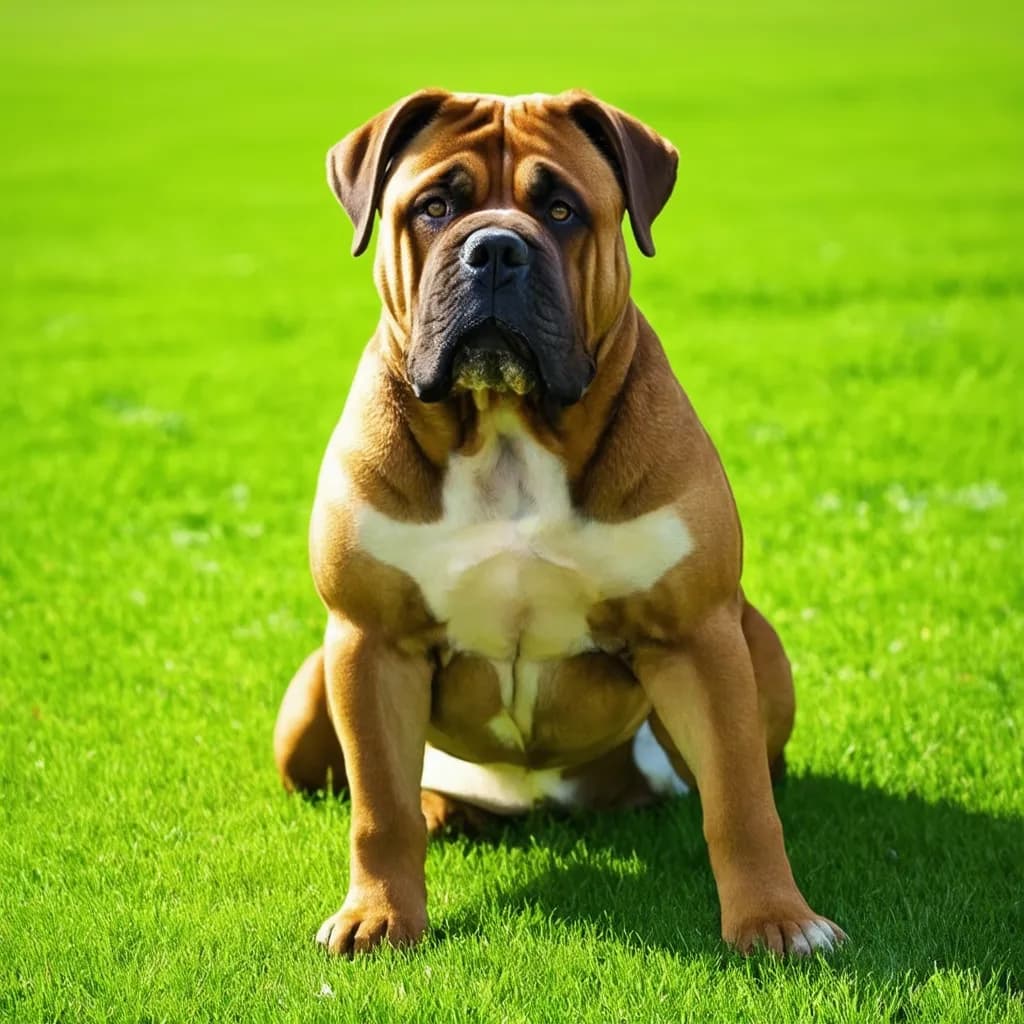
355 409 692 809
357 409 693 662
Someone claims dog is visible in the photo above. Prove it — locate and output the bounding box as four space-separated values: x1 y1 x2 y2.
273 89 845 959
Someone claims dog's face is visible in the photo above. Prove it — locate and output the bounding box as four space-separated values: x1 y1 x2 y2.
327 91 677 407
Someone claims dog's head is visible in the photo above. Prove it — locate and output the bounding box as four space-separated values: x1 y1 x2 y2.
327 90 677 407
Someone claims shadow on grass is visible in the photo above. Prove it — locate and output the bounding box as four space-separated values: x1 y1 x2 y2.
430 774 1024 988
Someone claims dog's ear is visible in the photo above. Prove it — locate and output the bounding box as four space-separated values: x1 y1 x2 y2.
566 91 678 257
327 90 450 257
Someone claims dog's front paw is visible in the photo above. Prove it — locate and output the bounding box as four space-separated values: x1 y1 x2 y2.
315 894 427 956
725 909 846 957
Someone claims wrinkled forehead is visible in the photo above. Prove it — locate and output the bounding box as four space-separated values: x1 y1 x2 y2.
381 94 622 211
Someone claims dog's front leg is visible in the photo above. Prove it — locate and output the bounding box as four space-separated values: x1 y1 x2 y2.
633 603 844 957
315 614 431 956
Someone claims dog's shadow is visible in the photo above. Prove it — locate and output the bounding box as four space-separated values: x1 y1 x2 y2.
428 774 1024 986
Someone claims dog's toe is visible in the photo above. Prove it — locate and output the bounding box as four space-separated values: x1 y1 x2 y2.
316 900 427 957
730 914 846 958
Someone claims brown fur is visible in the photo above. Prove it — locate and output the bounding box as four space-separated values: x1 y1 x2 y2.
275 90 844 959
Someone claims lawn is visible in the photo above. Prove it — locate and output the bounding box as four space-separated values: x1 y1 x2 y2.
2 0 1022 1020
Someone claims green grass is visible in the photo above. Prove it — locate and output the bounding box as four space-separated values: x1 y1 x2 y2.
2 0 1023 1020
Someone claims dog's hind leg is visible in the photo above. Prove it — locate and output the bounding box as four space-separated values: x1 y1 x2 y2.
419 788 503 837
648 598 794 789
740 599 795 783
274 647 347 794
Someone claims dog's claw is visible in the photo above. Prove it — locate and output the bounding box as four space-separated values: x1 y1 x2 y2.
730 916 846 958
316 901 427 957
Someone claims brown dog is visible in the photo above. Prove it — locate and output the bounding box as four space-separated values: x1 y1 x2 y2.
273 89 845 958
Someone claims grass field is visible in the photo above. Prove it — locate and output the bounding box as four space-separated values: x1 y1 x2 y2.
2 1 1023 1020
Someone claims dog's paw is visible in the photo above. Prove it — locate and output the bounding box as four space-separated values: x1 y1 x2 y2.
315 898 427 956
421 788 497 837
726 914 846 958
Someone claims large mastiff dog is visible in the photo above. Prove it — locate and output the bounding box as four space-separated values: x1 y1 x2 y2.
274 90 845 958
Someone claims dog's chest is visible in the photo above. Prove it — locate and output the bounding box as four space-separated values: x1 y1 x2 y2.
357 415 692 662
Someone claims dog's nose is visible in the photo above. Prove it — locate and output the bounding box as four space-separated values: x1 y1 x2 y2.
460 228 530 284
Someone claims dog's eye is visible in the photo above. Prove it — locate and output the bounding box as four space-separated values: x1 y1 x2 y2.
548 201 572 223
423 198 449 219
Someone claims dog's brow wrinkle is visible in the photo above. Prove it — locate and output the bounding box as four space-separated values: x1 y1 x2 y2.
453 107 499 135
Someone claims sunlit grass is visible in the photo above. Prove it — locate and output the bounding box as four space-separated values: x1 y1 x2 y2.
2 1 1022 1020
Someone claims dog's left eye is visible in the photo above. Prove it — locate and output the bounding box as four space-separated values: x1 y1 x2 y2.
423 198 449 219
548 201 573 223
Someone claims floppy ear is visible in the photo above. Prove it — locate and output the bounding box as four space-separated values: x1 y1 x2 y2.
326 89 450 256
566 91 678 257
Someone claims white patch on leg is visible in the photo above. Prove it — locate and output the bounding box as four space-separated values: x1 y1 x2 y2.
632 720 689 797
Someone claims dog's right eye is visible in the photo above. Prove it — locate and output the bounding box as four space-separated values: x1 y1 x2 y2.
423 198 449 219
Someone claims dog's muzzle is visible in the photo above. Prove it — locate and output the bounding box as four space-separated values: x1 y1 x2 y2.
447 229 540 395
408 224 593 406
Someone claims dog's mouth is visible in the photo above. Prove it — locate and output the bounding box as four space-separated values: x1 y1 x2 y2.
450 319 539 396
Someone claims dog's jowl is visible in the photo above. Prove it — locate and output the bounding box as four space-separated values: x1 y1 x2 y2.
272 90 846 959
